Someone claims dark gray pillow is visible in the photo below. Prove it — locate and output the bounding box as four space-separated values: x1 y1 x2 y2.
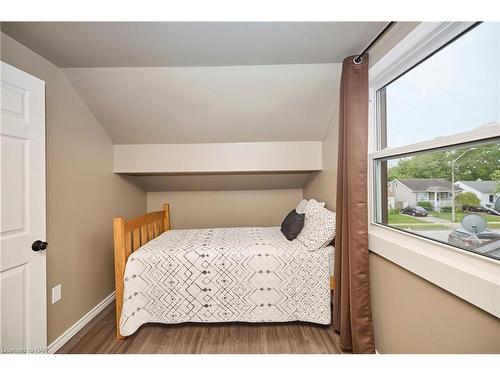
280 209 305 241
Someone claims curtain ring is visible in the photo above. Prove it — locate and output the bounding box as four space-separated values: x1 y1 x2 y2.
353 56 362 64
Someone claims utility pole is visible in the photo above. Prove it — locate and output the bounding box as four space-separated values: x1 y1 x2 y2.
451 148 476 222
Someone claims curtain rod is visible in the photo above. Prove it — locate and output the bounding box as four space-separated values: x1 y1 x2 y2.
353 22 396 64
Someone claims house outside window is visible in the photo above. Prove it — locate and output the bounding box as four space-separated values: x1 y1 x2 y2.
456 180 500 206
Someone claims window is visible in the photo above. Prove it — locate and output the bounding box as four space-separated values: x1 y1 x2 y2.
369 22 500 318
375 140 500 261
416 192 428 201
372 23 500 262
380 22 499 149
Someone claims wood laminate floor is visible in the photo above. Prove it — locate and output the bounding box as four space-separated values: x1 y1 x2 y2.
57 302 345 354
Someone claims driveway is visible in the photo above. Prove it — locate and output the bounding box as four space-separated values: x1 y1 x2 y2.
417 215 451 224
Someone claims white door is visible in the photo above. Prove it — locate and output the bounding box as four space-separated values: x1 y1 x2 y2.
0 61 47 353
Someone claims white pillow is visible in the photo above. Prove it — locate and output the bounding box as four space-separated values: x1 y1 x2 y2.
296 199 325 214
295 199 309 214
296 199 336 250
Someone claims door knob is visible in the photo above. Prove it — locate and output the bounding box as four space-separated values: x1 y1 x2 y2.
32 240 48 252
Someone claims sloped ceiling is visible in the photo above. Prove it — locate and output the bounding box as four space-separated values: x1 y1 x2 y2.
1 22 387 67
63 64 341 144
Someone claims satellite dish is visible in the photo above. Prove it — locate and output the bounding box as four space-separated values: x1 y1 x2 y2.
461 214 487 235
495 195 500 212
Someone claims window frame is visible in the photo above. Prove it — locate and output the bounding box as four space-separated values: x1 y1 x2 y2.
368 22 500 318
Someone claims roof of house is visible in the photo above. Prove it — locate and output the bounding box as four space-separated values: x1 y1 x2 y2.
457 180 498 194
396 179 462 192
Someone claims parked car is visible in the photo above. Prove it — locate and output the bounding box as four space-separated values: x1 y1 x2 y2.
464 205 488 213
464 204 500 216
400 206 428 217
482 203 500 216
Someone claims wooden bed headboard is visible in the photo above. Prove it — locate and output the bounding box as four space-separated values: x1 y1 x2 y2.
112 203 170 339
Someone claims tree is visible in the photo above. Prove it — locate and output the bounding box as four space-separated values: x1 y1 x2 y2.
387 152 450 180
455 192 480 210
388 143 500 182
453 144 500 181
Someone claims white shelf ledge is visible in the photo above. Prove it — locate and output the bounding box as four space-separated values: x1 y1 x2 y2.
114 141 323 174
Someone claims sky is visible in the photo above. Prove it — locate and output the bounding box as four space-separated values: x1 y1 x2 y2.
385 22 500 149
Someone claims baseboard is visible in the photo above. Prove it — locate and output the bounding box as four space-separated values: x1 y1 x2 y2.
47 291 116 354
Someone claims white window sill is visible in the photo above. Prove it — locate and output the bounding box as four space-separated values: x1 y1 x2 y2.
369 223 500 318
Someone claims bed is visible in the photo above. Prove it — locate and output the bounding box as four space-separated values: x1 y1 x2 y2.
113 204 334 339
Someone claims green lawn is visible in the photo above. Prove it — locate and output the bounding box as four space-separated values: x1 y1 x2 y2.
388 212 427 224
385 212 500 230
430 211 500 223
390 223 450 230
387 213 449 230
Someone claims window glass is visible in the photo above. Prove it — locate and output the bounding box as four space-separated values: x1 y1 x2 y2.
376 141 500 261
381 22 500 149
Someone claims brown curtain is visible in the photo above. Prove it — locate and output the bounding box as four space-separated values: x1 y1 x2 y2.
333 55 375 354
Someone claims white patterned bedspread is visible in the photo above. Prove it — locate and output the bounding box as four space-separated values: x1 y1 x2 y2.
120 227 331 336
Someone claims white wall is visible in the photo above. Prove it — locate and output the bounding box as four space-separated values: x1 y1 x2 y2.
1 32 147 344
147 189 303 229
303 101 339 210
371 254 500 353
